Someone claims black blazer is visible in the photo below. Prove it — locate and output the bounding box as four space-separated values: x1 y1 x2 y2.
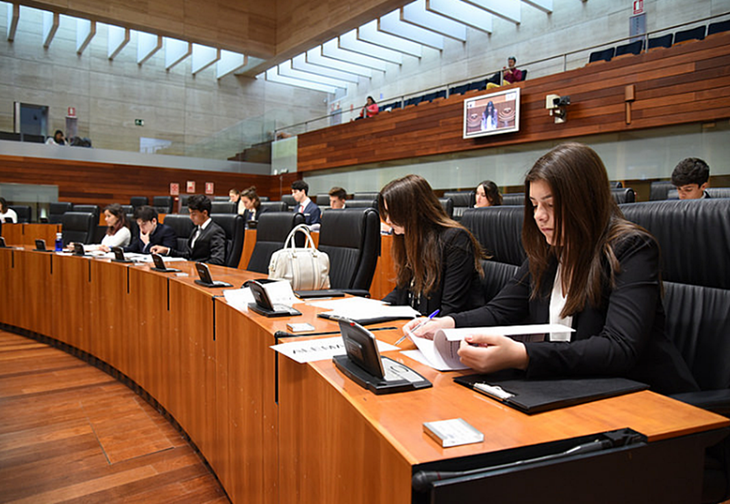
451 233 697 395
383 227 484 316
170 219 226 265
243 204 268 224
124 223 177 254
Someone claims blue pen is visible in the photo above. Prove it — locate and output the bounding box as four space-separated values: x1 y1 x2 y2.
395 309 440 346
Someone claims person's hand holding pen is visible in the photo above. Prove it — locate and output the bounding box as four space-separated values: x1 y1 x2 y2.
395 309 442 345
400 312 455 342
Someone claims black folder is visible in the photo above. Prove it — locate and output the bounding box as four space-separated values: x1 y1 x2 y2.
454 372 648 414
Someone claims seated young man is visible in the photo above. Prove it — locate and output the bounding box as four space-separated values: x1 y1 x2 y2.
124 205 177 254
291 180 321 226
671 157 710 199
328 187 347 209
150 195 226 265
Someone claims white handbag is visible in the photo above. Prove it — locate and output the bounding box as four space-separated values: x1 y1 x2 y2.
268 224 331 290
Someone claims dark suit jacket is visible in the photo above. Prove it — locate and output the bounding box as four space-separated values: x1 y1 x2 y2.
243 204 268 224
382 227 484 316
124 223 177 254
295 200 321 225
170 219 226 265
450 233 697 395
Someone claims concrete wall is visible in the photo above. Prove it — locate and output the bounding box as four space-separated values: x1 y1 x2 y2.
0 4 328 159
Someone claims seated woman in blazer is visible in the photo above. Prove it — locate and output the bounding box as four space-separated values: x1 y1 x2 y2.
241 186 267 225
407 143 697 395
379 174 485 316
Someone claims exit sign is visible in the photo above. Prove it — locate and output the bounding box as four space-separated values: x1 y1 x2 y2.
134 119 144 126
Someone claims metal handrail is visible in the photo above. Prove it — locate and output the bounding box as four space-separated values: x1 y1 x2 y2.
273 11 729 137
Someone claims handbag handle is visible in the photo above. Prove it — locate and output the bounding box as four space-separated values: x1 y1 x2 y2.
283 224 316 251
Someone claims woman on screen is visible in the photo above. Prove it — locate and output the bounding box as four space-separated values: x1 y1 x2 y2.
378 174 484 316
406 143 697 394
475 180 502 207
481 101 498 131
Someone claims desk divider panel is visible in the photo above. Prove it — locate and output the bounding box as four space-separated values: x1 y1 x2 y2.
51 254 91 352
90 260 130 375
16 251 53 336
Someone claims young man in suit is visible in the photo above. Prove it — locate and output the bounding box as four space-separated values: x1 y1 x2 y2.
291 180 321 226
671 157 710 200
150 195 226 265
328 187 347 209
124 205 177 254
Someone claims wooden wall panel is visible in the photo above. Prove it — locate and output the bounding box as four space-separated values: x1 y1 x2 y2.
298 33 730 172
0 156 300 209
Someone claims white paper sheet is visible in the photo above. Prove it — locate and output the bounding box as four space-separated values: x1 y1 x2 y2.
271 336 399 364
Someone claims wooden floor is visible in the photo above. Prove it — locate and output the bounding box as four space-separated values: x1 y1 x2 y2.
0 330 230 504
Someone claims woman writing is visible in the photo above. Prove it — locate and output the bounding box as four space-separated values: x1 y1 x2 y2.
241 186 267 225
98 204 132 251
408 143 696 394
475 180 502 207
379 174 484 316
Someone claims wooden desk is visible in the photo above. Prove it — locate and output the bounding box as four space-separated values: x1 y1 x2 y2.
0 223 61 247
0 248 726 504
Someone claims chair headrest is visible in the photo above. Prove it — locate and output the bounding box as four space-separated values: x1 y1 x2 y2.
620 199 730 288
320 208 373 248
257 212 303 242
443 191 474 208
461 207 526 266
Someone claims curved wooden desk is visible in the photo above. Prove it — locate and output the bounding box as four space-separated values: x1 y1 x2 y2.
0 247 726 504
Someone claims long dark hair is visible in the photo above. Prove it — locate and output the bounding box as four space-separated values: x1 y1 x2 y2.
477 180 502 206
523 143 650 317
378 174 483 296
104 203 129 236
241 186 261 211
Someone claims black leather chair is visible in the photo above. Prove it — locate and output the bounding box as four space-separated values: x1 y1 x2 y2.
620 199 730 503
211 214 245 268
162 214 195 251
260 201 287 212
73 204 100 222
281 195 296 210
460 206 525 302
130 196 148 209
444 191 475 221
344 199 377 209
120 204 134 215
247 212 305 274
49 202 73 224
609 181 623 188
501 193 525 206
674 25 705 44
152 196 173 214
61 212 95 246
126 214 139 242
648 33 673 50
210 201 236 214
612 187 635 204
614 39 644 57
318 208 380 295
708 20 730 37
353 192 379 201
438 198 454 219
650 180 675 201
9 205 31 223
179 195 191 209
706 188 730 198
588 47 614 63
315 194 330 207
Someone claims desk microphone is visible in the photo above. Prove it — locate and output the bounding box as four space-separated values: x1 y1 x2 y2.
411 439 613 492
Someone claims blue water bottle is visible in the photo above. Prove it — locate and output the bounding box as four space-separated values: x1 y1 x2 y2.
55 232 63 251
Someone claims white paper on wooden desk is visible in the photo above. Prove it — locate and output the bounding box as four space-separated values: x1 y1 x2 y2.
272 336 398 364
223 288 255 312
310 296 419 321
402 324 574 372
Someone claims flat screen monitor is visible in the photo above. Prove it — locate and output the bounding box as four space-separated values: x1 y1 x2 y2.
462 87 520 139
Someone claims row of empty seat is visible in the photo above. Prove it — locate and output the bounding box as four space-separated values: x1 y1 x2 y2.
589 20 730 63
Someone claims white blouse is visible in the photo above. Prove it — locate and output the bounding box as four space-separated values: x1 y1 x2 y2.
100 226 131 248
548 264 573 342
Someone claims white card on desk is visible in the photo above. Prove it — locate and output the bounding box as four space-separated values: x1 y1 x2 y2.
423 418 484 448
